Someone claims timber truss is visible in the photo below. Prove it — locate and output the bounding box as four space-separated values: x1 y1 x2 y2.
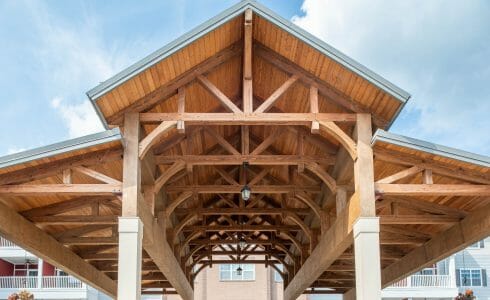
0 6 489 300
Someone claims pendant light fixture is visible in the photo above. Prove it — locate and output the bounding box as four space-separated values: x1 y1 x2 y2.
236 238 243 276
241 162 251 201
238 234 247 249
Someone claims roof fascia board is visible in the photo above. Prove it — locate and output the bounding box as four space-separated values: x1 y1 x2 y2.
89 94 111 130
372 129 490 168
0 128 122 170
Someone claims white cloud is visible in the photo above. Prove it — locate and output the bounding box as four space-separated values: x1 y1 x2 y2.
21 1 135 139
292 0 490 155
6 147 27 155
50 97 103 138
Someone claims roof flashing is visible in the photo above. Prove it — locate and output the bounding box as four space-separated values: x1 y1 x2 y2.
372 129 490 168
0 128 122 170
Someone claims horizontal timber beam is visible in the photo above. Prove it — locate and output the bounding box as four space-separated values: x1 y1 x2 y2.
155 155 335 166
192 250 287 257
0 201 116 297
380 215 461 224
29 215 118 225
165 185 321 193
188 239 293 246
375 183 490 196
173 207 311 215
139 112 357 125
182 225 301 232
0 184 121 196
80 252 151 261
197 260 280 265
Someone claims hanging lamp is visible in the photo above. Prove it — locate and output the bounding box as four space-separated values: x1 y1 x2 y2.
241 162 251 201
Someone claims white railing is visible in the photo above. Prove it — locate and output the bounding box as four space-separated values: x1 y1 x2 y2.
0 276 83 289
0 237 18 248
42 276 83 289
0 276 37 289
390 275 452 288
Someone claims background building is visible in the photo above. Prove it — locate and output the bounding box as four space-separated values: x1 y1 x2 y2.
3 235 482 300
0 237 110 300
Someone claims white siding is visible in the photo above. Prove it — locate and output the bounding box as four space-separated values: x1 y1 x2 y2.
455 237 490 300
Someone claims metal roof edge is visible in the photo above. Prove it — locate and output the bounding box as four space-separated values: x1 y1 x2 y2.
385 96 410 130
372 129 490 168
0 128 122 170
247 1 411 104
87 91 110 130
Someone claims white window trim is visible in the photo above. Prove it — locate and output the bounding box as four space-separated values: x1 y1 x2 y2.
55 267 68 277
467 241 483 249
13 263 38 277
419 266 437 275
459 268 483 287
219 264 256 282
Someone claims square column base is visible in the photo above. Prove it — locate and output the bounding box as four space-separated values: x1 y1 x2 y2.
353 217 381 300
117 217 144 300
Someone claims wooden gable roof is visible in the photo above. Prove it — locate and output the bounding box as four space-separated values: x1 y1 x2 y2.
0 2 488 298
87 0 410 129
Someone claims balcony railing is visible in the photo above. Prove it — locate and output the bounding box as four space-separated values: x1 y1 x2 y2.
0 237 18 248
42 276 83 289
0 276 37 289
390 274 452 288
0 276 83 289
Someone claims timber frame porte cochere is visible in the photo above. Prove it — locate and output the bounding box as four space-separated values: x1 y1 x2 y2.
0 1 489 300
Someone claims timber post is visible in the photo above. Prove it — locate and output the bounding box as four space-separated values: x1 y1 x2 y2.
352 113 381 300
118 112 144 299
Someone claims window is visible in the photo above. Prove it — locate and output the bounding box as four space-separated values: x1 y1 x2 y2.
467 240 484 249
458 268 483 287
274 265 284 282
55 268 68 276
419 265 437 275
13 264 38 277
219 264 255 281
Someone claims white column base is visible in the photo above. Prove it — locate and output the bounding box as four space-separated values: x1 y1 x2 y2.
117 217 143 300
353 217 381 300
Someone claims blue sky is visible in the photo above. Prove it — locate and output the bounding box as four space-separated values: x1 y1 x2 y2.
0 0 489 156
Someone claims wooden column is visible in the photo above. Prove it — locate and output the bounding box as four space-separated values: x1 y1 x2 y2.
352 113 381 300
118 112 143 300
343 289 356 300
